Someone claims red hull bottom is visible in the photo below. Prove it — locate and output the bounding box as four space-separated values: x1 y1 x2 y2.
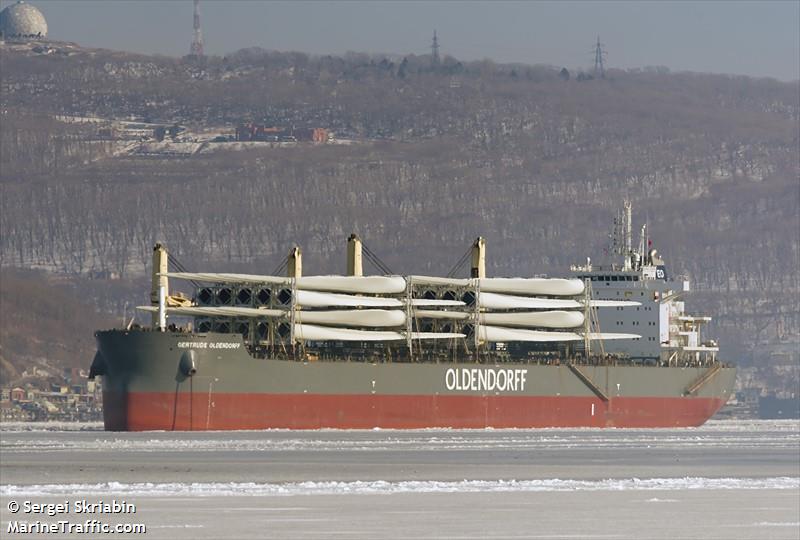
104 391 727 430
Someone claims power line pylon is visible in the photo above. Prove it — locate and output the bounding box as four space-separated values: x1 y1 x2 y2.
431 30 440 66
593 35 606 78
190 0 204 57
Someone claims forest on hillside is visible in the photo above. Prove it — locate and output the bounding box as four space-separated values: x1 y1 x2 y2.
0 44 798 382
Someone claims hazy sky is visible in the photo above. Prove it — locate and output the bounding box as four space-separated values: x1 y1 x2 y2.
24 0 800 81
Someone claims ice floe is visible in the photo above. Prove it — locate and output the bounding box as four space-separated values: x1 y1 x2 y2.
3 477 798 497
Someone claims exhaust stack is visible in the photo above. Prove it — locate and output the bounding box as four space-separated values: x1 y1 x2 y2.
347 234 363 276
471 237 486 278
151 243 169 329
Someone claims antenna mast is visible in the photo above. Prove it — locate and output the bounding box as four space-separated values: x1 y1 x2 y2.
190 0 204 57
623 200 632 270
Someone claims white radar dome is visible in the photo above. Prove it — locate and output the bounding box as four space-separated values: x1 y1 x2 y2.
0 1 48 41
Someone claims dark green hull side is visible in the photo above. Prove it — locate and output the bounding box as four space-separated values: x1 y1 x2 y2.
94 329 736 430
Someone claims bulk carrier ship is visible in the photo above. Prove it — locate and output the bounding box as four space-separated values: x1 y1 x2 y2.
91 203 735 430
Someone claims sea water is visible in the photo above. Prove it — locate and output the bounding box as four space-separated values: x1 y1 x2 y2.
1 420 798 539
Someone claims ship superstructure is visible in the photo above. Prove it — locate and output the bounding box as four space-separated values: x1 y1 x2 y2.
571 202 719 367
90 203 735 431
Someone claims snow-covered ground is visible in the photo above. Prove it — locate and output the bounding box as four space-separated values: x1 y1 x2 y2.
0 421 103 432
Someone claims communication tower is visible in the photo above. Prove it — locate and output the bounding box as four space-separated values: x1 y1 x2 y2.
190 0 204 57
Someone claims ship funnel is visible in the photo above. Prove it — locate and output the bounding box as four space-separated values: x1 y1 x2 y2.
151 243 169 329
347 234 363 276
287 245 302 278
471 237 486 278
